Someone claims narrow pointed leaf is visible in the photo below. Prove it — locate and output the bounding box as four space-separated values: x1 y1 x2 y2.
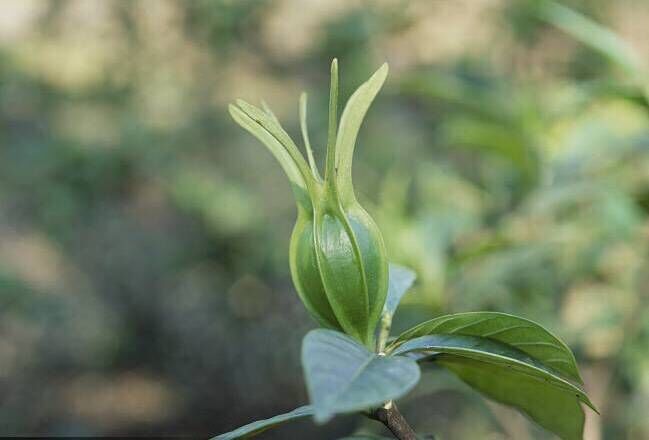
538 0 643 76
391 312 583 384
213 405 314 439
261 100 280 124
383 264 416 318
299 92 321 181
302 329 420 423
335 63 389 205
324 59 339 184
235 99 309 174
229 104 310 209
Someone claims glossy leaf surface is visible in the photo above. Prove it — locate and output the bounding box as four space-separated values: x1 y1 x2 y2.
391 312 582 383
438 357 585 440
389 312 597 440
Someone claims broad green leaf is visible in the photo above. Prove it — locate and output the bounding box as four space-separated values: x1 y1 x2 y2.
391 312 583 384
335 63 389 206
389 313 597 438
390 334 593 406
212 405 314 439
383 263 417 318
302 329 420 423
437 357 585 440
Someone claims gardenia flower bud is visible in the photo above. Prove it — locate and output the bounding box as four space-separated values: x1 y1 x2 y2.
229 60 389 347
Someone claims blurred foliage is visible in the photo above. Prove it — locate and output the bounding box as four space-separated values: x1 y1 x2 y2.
1 1 648 439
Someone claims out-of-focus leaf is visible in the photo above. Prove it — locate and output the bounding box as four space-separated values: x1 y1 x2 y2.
212 405 314 439
443 117 539 182
302 329 420 423
538 0 643 76
383 263 417 318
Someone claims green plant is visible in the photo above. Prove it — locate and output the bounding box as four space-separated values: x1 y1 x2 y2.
218 60 597 440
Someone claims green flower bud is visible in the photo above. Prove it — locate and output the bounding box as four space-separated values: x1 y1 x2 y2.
229 60 389 347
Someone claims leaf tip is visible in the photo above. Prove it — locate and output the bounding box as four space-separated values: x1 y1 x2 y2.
260 99 271 112
373 62 389 86
228 103 247 124
581 394 599 414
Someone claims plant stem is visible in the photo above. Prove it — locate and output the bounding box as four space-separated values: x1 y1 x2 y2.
376 312 392 353
369 401 418 440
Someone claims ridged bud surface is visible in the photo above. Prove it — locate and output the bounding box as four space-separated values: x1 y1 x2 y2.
230 60 389 347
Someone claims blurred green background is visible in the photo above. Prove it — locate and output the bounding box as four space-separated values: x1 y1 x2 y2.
1 0 648 438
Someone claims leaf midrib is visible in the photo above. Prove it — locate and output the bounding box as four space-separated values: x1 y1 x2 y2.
390 337 595 411
323 352 377 409
393 312 581 383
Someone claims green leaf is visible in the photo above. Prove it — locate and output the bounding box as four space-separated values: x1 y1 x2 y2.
391 312 583 384
383 263 416 318
229 103 312 210
335 63 389 206
388 313 598 440
390 334 593 406
234 99 308 174
229 104 306 192
302 329 420 423
538 0 643 76
212 405 314 439
299 92 322 181
437 357 585 440
325 58 340 183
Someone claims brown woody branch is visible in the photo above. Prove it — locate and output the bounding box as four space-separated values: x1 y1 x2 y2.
369 402 418 440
